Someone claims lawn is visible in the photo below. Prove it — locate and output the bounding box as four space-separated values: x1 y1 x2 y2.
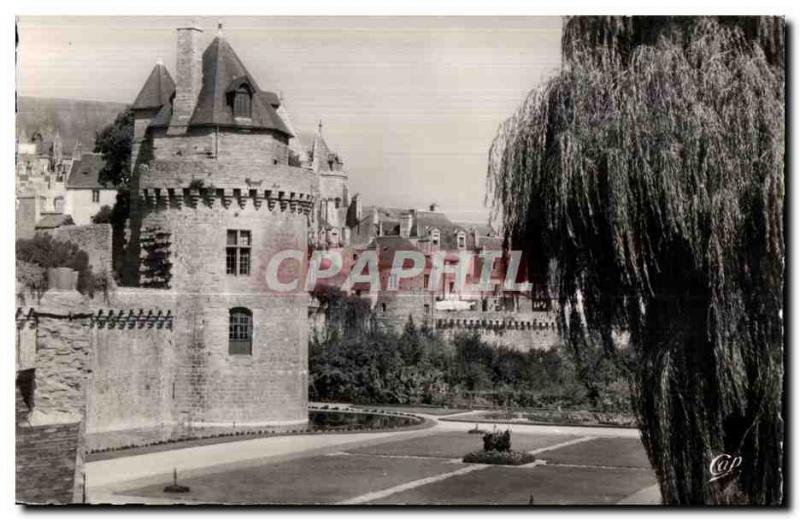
369 464 657 505
345 431 580 459
121 454 466 505
537 437 652 469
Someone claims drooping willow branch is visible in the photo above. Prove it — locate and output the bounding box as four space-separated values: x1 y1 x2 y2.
487 17 784 504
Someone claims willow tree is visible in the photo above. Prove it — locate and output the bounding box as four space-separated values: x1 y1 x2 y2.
488 17 784 505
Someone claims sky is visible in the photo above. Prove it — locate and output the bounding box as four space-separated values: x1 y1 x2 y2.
16 16 562 222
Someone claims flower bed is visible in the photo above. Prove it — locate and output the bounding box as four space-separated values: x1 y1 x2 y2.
462 449 536 466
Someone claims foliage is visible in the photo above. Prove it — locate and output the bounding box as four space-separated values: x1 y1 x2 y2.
482 428 512 452
139 226 172 289
91 205 113 224
188 178 206 191
94 109 133 187
309 320 452 405
94 109 133 281
16 234 101 296
462 449 536 466
310 317 629 411
311 285 375 340
16 260 46 302
487 16 784 504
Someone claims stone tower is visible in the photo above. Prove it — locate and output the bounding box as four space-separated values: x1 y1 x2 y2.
125 23 315 431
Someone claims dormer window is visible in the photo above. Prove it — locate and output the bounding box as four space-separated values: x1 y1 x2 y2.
233 85 252 119
457 231 466 250
430 228 440 247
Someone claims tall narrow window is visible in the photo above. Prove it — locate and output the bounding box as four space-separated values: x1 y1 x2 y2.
456 231 466 250
229 307 253 355
92 190 100 203
430 229 440 247
226 230 251 275
233 86 252 118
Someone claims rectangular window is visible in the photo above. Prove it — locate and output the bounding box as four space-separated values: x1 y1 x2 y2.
92 190 100 203
226 229 252 276
226 248 237 275
239 248 251 276
229 308 253 355
233 90 252 119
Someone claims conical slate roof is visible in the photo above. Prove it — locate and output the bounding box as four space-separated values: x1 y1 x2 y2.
132 62 176 110
187 36 292 136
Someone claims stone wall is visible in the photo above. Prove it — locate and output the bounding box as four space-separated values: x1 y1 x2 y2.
40 223 113 275
122 125 314 430
84 289 176 435
432 310 560 352
16 419 82 504
142 127 295 187
318 172 348 202
15 285 91 504
375 290 428 331
16 195 38 240
16 284 177 466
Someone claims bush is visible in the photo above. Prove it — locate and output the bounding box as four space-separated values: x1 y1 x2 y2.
462 449 536 466
309 312 631 412
16 234 96 295
16 260 46 301
91 205 113 224
482 428 512 452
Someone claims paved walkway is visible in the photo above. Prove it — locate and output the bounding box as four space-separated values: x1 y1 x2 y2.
86 411 659 505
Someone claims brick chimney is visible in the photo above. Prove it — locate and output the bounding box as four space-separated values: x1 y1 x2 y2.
170 22 204 132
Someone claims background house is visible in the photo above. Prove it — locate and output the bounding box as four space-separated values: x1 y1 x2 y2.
65 153 117 225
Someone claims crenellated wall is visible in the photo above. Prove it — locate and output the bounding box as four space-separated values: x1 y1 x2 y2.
432 310 560 352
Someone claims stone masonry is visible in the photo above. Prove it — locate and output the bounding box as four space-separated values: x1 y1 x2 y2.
120 24 314 431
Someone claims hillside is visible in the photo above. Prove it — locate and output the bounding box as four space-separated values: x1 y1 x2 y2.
16 96 129 152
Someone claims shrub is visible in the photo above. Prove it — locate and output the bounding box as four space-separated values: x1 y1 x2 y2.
482 428 512 452
188 178 206 191
91 205 113 224
16 234 96 295
16 260 46 301
463 449 536 466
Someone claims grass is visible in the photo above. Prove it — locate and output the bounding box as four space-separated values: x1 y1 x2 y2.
346 432 578 460
123 454 465 505
368 464 657 505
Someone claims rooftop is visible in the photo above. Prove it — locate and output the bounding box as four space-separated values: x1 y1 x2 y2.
66 153 110 190
144 35 292 136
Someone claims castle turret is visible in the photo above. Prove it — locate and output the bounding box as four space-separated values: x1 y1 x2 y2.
130 58 175 169
118 23 314 434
